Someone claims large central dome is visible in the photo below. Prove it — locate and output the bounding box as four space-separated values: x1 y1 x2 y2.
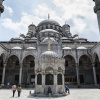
38 19 60 26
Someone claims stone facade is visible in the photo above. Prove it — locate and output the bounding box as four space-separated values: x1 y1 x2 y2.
0 0 100 96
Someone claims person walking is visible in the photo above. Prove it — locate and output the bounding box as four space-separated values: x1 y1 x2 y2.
12 85 17 97
17 85 22 97
65 85 70 94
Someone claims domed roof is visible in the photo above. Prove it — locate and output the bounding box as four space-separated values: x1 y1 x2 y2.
12 46 22 49
27 47 36 49
77 46 87 49
41 50 58 58
28 23 36 27
38 19 60 26
62 47 72 49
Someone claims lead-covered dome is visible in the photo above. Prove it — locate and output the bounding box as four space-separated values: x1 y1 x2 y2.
38 19 60 26
41 50 58 58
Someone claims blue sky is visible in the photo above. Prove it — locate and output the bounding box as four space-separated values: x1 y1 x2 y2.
0 0 100 41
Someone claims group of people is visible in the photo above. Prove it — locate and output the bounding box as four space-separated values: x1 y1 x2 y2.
47 85 70 95
12 85 22 97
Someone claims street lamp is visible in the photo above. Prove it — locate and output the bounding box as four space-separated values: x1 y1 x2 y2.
0 0 4 16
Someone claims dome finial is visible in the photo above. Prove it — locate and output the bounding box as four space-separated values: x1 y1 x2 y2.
48 14 50 20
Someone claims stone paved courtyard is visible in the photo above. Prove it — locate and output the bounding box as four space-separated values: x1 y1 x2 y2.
0 89 100 100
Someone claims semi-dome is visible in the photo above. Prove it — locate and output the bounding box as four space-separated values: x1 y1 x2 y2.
38 19 60 26
41 50 58 58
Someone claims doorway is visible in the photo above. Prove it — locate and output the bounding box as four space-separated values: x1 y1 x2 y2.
80 75 84 84
15 75 19 85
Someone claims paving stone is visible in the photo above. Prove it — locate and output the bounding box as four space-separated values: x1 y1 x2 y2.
0 89 100 100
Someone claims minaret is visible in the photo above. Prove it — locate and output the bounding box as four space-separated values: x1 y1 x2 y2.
93 0 100 32
0 0 4 16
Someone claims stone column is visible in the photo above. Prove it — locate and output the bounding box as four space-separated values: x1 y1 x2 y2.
76 64 80 84
62 72 65 86
42 72 45 94
54 74 57 93
92 64 97 84
62 73 65 93
34 74 37 93
19 63 23 85
1 63 6 86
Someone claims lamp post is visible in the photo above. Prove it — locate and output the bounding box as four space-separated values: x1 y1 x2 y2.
0 0 4 16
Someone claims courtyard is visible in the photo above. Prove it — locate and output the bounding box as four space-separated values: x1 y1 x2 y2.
0 89 100 100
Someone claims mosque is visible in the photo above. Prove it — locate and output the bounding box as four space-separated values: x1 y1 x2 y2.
0 0 100 96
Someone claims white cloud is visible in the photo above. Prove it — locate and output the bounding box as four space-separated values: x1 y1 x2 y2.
52 0 99 41
5 6 13 15
0 0 99 41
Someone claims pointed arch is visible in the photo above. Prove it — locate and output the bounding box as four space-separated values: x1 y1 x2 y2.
6 55 20 68
79 55 92 67
64 55 76 67
22 55 35 68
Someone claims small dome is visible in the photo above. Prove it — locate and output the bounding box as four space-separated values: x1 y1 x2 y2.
62 47 71 49
77 46 87 49
38 19 60 26
26 34 30 37
12 46 22 49
20 34 25 38
27 47 36 49
61 37 68 39
28 23 36 27
31 37 37 39
41 50 58 58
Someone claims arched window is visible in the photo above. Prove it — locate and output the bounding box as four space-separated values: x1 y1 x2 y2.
45 74 53 85
57 74 62 85
37 74 42 85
